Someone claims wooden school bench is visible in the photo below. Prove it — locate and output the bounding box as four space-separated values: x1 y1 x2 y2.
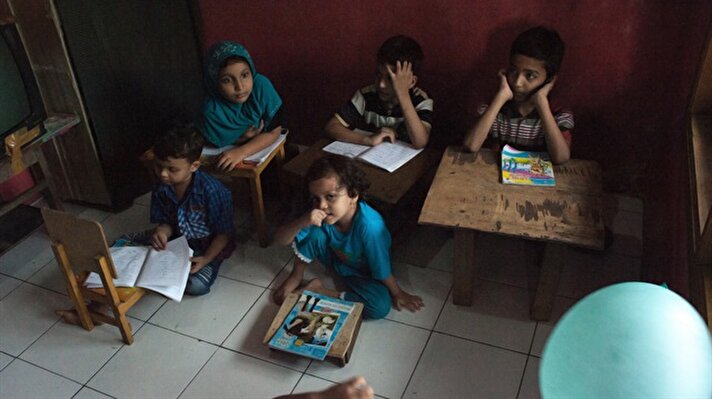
419 147 605 321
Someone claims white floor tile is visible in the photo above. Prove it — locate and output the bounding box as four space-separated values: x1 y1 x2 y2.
0 229 55 280
100 204 153 244
20 315 144 383
0 274 22 299
133 191 152 207
557 250 641 299
386 262 451 329
87 324 216 398
435 280 536 353
307 319 430 399
126 291 168 321
518 356 541 399
27 259 67 295
0 284 70 356
403 332 527 399
73 387 113 399
0 358 81 398
530 296 578 357
427 238 454 272
220 241 293 287
179 348 302 399
222 290 312 371
149 277 263 344
292 374 336 396
476 234 530 289
0 352 12 371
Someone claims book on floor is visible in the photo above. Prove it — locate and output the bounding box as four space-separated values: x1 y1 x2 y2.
201 133 287 166
500 144 556 186
84 236 193 302
267 291 356 360
322 139 423 173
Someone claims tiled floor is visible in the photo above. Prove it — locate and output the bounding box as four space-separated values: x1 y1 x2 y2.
0 192 643 399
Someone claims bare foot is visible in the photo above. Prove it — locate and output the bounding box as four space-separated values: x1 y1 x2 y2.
300 278 324 293
55 309 83 326
55 303 107 326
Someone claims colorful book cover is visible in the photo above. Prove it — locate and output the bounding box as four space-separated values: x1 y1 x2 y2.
268 291 355 360
501 144 555 186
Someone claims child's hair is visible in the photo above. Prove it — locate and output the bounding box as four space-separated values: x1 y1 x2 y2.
221 56 248 70
305 156 370 198
377 35 424 75
510 26 565 78
153 124 204 163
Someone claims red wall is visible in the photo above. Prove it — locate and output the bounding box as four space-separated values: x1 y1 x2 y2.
198 0 712 296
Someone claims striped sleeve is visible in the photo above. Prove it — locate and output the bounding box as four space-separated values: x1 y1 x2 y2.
335 89 366 128
412 87 434 127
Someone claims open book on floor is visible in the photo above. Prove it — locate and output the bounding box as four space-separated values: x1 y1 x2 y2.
322 139 423 173
84 236 193 302
267 291 356 360
201 133 287 166
501 144 556 187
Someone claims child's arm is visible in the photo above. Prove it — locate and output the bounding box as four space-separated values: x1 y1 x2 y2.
531 78 570 164
388 61 431 149
151 223 173 250
273 257 308 305
189 233 230 273
325 117 395 146
274 209 328 246
381 275 424 312
217 124 282 171
463 70 513 152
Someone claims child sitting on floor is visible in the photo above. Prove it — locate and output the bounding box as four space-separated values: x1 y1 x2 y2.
122 125 236 296
463 26 573 164
272 156 423 319
324 35 433 149
199 40 284 171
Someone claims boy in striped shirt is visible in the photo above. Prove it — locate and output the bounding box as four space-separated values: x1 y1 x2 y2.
464 26 573 164
325 35 434 149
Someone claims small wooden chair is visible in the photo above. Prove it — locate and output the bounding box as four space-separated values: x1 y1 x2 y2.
41 208 145 344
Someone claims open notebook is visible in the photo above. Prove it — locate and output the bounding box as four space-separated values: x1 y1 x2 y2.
201 133 287 165
84 236 193 302
322 140 423 173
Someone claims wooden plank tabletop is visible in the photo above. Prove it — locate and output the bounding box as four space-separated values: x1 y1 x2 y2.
282 138 441 205
419 146 604 250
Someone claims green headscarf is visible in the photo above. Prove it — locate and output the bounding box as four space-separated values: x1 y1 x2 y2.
199 41 282 147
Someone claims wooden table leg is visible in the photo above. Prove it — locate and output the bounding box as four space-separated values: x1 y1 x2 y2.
248 175 269 247
36 150 64 210
530 242 566 321
453 228 478 306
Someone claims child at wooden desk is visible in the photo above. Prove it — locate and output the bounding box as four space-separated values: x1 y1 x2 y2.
463 26 573 164
324 35 434 149
272 156 424 319
198 40 284 171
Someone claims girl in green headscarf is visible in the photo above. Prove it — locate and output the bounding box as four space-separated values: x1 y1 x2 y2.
199 41 284 171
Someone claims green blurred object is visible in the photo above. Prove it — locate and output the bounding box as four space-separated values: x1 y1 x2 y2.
540 282 712 398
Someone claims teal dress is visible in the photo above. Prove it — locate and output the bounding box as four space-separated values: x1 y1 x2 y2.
293 201 393 319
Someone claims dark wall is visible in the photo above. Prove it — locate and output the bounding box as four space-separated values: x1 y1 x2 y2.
198 0 712 296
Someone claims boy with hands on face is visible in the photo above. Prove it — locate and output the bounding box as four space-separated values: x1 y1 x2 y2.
325 35 434 149
464 26 573 164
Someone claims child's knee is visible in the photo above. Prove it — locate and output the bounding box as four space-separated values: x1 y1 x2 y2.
184 263 219 296
185 275 210 296
363 298 391 319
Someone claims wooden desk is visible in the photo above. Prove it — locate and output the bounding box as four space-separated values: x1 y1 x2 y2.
419 147 604 320
0 115 79 218
282 138 441 206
